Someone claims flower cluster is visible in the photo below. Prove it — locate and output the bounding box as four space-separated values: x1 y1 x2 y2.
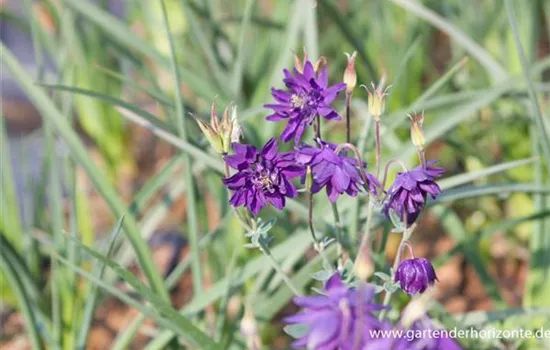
197 52 453 349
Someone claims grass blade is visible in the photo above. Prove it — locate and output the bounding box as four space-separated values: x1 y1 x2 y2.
438 157 539 190
76 217 125 349
161 0 203 296
0 245 42 349
389 0 507 81
504 0 550 166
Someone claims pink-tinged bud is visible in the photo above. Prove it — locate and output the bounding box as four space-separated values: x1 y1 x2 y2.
408 112 425 151
343 51 357 94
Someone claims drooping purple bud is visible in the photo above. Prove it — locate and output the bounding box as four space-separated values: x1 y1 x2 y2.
394 258 437 295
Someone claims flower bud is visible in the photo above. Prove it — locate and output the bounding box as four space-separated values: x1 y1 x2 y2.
363 76 388 121
343 51 357 94
409 112 425 151
394 257 437 295
354 240 374 280
401 293 432 328
195 102 238 154
240 304 261 350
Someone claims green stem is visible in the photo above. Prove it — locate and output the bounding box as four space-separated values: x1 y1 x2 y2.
378 224 416 320
257 239 302 296
331 202 345 267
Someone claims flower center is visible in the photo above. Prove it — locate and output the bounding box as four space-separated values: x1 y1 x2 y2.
252 170 277 193
290 94 306 108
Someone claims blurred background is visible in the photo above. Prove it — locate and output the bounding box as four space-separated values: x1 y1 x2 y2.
1 0 550 349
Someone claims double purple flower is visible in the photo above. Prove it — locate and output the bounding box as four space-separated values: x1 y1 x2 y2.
295 141 379 202
285 273 385 350
223 138 304 215
383 161 445 225
265 60 346 144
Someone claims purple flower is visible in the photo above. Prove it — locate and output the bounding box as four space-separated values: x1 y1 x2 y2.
285 273 385 350
222 138 304 215
295 141 379 202
383 161 445 225
394 258 437 295
265 61 346 144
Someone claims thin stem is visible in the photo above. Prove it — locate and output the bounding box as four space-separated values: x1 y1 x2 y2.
308 192 318 242
375 120 381 179
345 93 352 143
331 202 345 267
379 222 417 320
257 239 302 296
315 115 321 139
418 150 426 168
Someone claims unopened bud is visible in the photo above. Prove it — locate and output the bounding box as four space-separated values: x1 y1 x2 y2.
363 75 389 121
409 112 425 151
313 56 327 73
354 240 374 280
240 304 262 350
195 101 240 154
293 48 308 73
343 51 357 94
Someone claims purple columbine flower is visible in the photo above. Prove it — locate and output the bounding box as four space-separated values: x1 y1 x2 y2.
383 161 445 225
222 138 304 215
295 141 379 202
394 257 438 295
285 273 385 350
265 61 346 144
